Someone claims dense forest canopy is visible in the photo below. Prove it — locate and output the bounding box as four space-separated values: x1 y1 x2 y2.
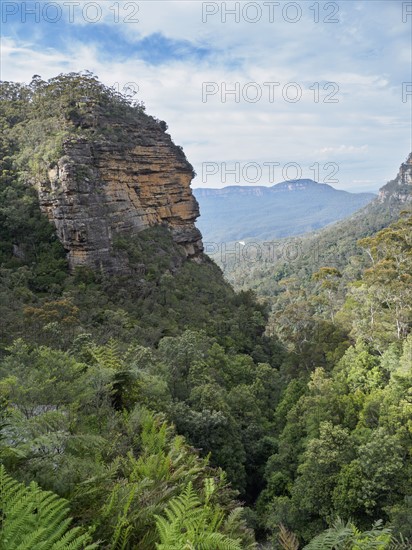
0 73 411 548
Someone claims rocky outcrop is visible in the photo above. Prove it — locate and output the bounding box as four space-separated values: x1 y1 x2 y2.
37 113 203 273
378 153 412 204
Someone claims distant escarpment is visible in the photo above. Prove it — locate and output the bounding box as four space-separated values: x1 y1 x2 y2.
6 74 203 274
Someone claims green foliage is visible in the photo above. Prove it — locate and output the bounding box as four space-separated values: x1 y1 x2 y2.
155 480 253 550
0 73 411 548
292 422 353 519
0 339 88 415
303 518 392 550
278 523 300 550
161 333 281 494
0 464 97 549
0 79 68 292
256 212 412 542
73 408 255 549
347 214 412 348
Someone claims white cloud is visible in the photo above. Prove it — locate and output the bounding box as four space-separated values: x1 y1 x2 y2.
317 145 369 155
0 0 410 192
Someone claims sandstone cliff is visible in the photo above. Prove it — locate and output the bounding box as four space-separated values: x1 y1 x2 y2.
378 152 412 204
36 104 203 274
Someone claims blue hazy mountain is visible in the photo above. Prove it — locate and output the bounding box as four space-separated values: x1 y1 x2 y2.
193 179 376 243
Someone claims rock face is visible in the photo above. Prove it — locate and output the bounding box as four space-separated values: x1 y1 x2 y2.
37 114 203 273
378 153 412 204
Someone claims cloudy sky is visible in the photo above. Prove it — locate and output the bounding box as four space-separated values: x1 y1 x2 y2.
1 0 411 191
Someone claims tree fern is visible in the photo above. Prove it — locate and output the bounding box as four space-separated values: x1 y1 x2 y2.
220 507 256 550
389 534 412 549
278 523 300 550
0 464 98 549
303 518 392 550
93 411 208 550
87 340 139 410
80 409 255 549
155 481 244 550
89 339 123 372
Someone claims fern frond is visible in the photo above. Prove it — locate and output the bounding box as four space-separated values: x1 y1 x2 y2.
278 523 300 550
303 517 392 550
0 465 98 549
155 482 242 550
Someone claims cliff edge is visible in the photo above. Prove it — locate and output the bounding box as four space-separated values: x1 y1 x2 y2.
8 73 203 274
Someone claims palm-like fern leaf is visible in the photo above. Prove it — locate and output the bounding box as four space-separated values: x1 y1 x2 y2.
155 481 243 550
278 523 300 550
0 465 98 549
303 518 392 550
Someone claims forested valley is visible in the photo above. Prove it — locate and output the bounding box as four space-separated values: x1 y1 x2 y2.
0 74 411 549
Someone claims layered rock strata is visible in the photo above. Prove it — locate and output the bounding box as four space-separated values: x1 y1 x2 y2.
37 114 203 273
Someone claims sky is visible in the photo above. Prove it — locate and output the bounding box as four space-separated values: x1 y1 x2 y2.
1 0 411 192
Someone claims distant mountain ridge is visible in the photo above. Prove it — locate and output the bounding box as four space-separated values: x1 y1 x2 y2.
223 153 412 294
195 179 348 197
194 179 376 243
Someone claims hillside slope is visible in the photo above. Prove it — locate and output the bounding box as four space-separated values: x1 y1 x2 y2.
0 74 276 353
221 154 412 293
1 74 412 548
